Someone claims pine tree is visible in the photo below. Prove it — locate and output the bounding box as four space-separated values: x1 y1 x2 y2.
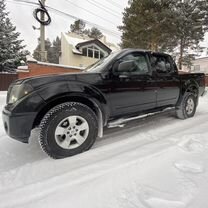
50 36 61 64
33 37 61 64
70 20 103 39
119 0 176 51
70 19 86 34
33 38 51 62
173 0 208 69
88 27 103 39
119 0 208 70
0 0 29 72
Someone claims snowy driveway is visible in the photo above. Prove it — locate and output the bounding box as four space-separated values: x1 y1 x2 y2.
0 91 208 208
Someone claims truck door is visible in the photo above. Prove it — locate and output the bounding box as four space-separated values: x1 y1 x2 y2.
109 52 157 116
150 53 180 107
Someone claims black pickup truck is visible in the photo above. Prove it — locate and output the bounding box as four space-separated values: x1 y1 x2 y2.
2 49 206 158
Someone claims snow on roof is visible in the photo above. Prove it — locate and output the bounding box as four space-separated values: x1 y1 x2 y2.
62 32 120 53
72 48 82 55
16 69 29 73
62 32 90 48
26 55 37 63
37 61 84 70
17 65 28 70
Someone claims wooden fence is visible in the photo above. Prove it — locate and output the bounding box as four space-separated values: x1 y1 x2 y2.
0 73 18 91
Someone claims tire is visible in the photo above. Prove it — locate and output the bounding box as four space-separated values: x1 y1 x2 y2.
176 92 197 120
39 102 98 159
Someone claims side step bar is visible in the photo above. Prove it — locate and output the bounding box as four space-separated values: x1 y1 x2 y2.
107 107 174 128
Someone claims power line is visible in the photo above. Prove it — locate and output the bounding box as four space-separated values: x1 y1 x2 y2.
105 0 124 10
64 0 118 27
7 0 122 38
8 0 38 6
85 0 121 18
7 0 38 7
47 6 121 37
90 0 122 14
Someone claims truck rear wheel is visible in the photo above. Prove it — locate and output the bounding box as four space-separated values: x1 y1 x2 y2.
39 102 98 159
176 92 197 120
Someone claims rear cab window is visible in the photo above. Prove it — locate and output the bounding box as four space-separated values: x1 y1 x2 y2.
150 53 177 75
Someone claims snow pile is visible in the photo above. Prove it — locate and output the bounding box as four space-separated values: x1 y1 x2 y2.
0 92 208 208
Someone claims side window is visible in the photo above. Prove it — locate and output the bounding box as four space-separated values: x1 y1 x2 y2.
115 53 149 75
150 54 173 74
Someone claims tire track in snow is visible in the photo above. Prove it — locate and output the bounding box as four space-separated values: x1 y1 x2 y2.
0 140 174 208
1 115 208 208
0 96 208 207
1 111 208 194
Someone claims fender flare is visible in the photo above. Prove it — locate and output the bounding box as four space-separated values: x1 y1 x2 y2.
33 82 109 138
176 79 199 107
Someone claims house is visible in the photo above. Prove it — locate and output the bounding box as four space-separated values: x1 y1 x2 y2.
190 57 208 74
59 32 119 68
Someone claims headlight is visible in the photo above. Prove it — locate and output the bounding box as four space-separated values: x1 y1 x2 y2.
8 84 33 104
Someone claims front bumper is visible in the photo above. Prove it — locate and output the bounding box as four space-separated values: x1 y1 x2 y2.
2 108 37 143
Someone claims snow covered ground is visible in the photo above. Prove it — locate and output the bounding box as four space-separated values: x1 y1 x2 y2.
0 91 208 208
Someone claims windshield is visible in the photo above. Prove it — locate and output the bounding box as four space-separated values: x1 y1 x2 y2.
85 51 121 73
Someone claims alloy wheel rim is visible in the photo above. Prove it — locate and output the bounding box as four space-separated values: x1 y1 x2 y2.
186 97 195 115
54 115 89 149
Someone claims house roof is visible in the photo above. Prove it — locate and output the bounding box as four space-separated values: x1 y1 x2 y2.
62 32 89 47
62 32 118 55
76 39 112 54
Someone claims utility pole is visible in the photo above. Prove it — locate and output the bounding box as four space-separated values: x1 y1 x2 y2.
40 0 46 62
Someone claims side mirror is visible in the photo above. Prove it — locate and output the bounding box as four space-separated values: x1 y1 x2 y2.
117 60 135 73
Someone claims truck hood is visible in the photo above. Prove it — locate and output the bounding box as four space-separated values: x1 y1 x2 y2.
17 72 103 89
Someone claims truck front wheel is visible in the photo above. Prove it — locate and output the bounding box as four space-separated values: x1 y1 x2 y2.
176 92 197 120
39 102 98 159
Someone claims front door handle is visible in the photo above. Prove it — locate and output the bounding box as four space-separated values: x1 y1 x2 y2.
119 74 129 79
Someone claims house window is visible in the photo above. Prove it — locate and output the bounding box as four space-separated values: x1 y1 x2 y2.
82 48 87 56
100 52 104 59
88 48 93 58
94 50 99 59
82 45 105 59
